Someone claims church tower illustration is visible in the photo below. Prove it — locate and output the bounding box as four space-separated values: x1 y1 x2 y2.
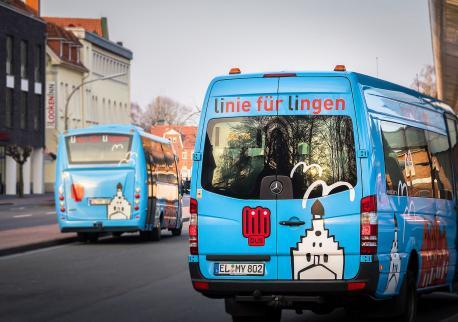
385 214 401 293
291 200 344 280
107 183 132 220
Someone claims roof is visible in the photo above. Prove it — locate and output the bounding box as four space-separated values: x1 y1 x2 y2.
85 31 133 60
0 0 44 22
43 16 107 38
46 22 88 72
150 125 197 149
208 71 455 115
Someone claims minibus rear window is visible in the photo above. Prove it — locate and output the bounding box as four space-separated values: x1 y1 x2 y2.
202 116 357 199
66 134 132 164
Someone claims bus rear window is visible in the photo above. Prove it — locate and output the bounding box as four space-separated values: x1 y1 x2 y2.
66 134 132 164
202 116 357 199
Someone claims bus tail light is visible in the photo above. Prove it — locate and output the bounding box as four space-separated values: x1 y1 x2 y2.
71 183 84 202
189 198 198 255
360 195 378 255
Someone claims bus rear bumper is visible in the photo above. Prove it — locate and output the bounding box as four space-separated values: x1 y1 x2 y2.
59 220 142 233
189 261 379 300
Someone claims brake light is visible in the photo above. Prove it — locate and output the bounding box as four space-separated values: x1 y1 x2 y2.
189 198 198 255
71 183 84 202
193 281 209 291
347 282 366 291
263 73 297 78
360 195 378 255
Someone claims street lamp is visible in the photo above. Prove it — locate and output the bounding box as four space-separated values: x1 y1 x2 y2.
63 72 127 131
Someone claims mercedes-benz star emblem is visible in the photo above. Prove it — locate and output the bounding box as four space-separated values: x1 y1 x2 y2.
270 180 283 195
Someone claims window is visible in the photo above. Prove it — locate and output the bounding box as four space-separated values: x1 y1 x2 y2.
20 41 28 79
66 134 132 164
5 89 13 128
202 116 357 199
34 45 42 82
446 117 458 199
427 131 453 199
20 92 27 129
6 36 13 75
182 151 187 160
405 126 432 198
33 95 41 131
380 121 408 195
381 121 434 198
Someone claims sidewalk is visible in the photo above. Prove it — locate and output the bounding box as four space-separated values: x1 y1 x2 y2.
0 193 55 207
0 224 77 256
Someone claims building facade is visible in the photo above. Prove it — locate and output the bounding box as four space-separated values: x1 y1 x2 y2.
43 17 133 191
0 0 46 195
150 125 197 179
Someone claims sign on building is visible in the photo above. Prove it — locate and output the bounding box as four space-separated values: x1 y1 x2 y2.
46 82 56 128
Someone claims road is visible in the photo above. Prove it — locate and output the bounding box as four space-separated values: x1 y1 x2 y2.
0 195 190 233
1 224 458 322
0 203 56 232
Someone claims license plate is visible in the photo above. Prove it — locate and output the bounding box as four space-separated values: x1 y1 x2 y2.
214 263 265 276
89 198 111 205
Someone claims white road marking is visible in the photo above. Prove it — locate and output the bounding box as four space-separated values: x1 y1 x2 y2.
13 214 32 218
46 211 56 215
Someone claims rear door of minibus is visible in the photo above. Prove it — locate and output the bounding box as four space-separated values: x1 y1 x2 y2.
275 76 363 280
197 76 280 280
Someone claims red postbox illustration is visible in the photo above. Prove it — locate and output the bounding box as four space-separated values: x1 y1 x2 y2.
242 206 271 246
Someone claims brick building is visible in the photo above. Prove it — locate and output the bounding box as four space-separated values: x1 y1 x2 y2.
150 125 197 179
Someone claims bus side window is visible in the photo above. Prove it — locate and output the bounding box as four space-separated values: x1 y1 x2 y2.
380 121 409 195
152 142 166 182
426 131 453 200
446 117 458 200
405 126 433 198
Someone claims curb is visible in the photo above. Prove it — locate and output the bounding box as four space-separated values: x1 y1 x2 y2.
0 236 78 257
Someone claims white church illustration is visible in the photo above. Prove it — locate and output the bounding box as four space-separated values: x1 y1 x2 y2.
292 200 344 280
385 214 401 293
107 183 132 220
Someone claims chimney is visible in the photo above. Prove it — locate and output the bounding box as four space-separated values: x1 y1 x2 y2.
24 0 40 16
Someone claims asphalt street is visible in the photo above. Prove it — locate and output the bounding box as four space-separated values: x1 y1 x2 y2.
0 203 56 232
1 223 458 322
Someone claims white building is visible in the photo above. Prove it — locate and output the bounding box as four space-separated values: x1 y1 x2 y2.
43 17 133 192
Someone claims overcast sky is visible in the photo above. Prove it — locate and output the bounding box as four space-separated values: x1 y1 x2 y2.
42 0 433 111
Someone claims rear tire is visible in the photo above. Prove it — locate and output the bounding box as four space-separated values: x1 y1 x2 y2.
395 271 417 322
171 225 182 236
77 232 87 242
86 233 99 243
151 227 161 241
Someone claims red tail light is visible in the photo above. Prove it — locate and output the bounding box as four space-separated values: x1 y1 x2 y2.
190 198 198 214
71 183 84 202
189 198 198 255
360 195 378 255
347 282 366 291
193 281 209 291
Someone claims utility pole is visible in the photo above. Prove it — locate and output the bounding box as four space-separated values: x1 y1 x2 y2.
64 72 127 131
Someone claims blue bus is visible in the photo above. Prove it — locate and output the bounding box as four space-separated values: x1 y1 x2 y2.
188 67 458 321
55 124 183 242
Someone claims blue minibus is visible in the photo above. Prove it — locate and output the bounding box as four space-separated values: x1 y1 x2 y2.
55 124 183 242
189 67 458 321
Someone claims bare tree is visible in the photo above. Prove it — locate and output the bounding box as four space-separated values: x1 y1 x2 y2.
140 96 196 129
411 65 437 98
130 102 143 126
5 145 32 197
